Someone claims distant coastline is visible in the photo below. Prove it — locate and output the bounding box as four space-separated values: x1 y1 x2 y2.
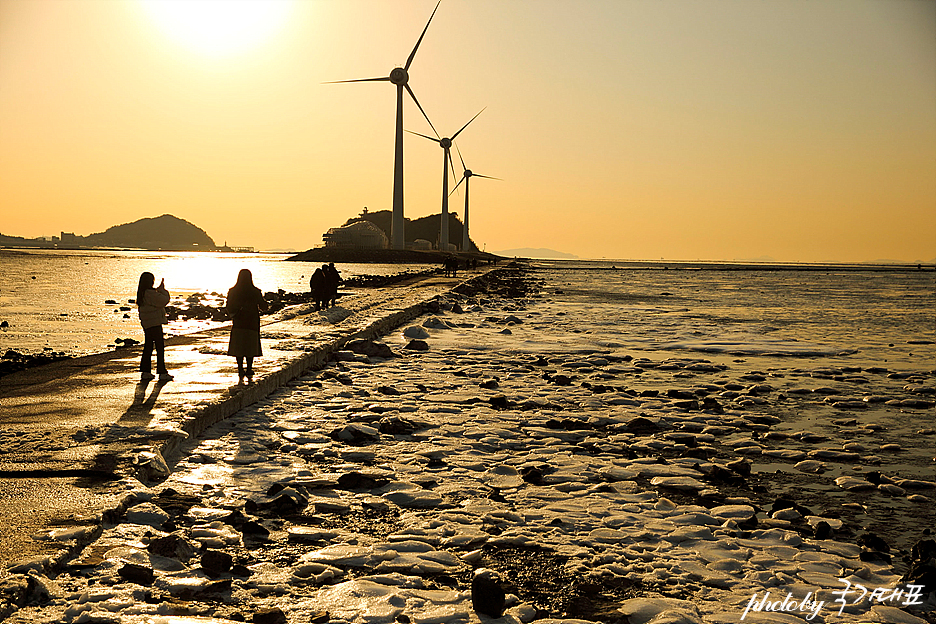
286 247 503 265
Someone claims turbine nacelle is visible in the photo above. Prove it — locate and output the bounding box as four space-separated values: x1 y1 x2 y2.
440 137 453 149
464 169 473 177
389 67 409 85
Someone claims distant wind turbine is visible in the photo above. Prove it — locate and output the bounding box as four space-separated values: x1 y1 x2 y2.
327 2 441 250
409 109 484 251
452 147 500 252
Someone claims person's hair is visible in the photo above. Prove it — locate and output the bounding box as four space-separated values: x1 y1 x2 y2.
234 268 254 288
137 272 155 307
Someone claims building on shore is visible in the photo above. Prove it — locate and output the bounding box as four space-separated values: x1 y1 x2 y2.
322 221 388 250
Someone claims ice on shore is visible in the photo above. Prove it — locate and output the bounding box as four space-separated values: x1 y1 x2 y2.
4 267 934 624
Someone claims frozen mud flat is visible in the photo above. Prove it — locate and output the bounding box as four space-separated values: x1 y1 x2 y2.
4 267 934 624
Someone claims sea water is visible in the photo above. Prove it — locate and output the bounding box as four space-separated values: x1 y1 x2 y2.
528 260 935 374
0 249 431 356
1 251 933 375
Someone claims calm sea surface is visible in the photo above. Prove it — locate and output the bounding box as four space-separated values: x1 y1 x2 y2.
0 249 431 356
1 251 934 375
528 260 935 374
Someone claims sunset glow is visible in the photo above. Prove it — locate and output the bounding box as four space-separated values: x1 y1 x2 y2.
138 0 294 58
0 0 933 262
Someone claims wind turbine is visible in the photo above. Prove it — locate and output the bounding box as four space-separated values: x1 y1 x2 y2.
452 147 499 252
409 109 483 251
328 2 440 250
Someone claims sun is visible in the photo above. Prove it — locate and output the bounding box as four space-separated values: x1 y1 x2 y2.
139 0 294 58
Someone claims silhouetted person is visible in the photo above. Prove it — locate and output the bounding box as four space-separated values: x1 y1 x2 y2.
324 262 343 307
309 267 328 311
136 272 172 382
225 268 268 383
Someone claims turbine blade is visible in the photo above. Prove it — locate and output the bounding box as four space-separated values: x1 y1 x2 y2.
454 143 466 171
406 129 439 143
323 77 390 84
405 84 439 137
451 107 485 140
474 174 501 180
450 176 465 195
405 1 441 71
448 149 458 184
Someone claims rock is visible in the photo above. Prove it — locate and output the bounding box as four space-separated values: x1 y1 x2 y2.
403 325 430 339
134 451 170 483
336 471 390 490
330 423 380 445
858 532 891 553
247 486 309 516
0 575 29 619
422 316 452 330
726 458 751 476
471 568 506 618
201 549 233 575
404 339 429 351
901 539 936 594
118 563 154 586
620 417 661 434
126 502 170 528
147 534 197 561
814 521 832 540
345 338 396 359
253 607 288 624
377 415 421 435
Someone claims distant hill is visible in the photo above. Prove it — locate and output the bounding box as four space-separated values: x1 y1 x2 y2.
83 214 215 250
340 210 478 251
494 247 579 259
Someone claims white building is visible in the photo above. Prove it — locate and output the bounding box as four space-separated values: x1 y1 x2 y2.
322 221 388 249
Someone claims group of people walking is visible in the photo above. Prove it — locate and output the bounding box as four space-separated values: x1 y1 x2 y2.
136 268 267 385
309 262 342 311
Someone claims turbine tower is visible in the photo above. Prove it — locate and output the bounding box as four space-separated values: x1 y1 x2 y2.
452 148 499 252
409 109 483 251
329 2 440 250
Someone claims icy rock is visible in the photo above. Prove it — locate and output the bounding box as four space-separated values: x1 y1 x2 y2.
834 476 875 491
423 316 453 330
125 502 170 528
383 489 445 508
134 450 170 482
650 477 705 492
793 460 826 473
485 465 523 489
709 505 756 520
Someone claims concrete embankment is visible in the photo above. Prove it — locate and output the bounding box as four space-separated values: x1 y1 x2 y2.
0 266 506 573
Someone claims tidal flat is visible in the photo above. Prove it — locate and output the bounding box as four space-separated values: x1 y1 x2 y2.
3 264 934 624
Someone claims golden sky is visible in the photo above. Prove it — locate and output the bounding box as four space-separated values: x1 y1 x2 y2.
1 0 934 262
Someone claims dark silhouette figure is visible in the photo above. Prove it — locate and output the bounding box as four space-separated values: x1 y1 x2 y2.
443 255 458 278
225 269 268 383
309 267 328 310
136 272 172 382
324 262 343 307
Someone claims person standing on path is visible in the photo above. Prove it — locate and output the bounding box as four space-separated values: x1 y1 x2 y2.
136 272 173 382
225 268 268 383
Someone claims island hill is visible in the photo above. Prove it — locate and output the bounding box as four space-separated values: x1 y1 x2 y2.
0 211 502 263
287 209 501 264
0 214 222 252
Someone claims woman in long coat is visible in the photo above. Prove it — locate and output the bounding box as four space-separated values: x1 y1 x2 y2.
225 268 268 382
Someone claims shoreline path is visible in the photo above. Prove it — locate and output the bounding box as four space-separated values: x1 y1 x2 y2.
0 264 933 623
0 267 488 571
